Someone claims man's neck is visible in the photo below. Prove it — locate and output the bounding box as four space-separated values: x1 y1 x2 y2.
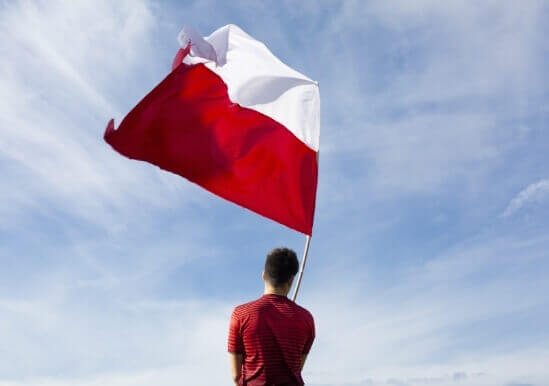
264 287 289 296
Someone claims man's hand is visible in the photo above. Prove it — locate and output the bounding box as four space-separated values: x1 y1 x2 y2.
229 352 243 385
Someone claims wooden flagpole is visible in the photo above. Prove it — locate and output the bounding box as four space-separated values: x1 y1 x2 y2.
291 235 311 302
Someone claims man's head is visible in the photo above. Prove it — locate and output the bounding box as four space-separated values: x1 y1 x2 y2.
263 248 299 293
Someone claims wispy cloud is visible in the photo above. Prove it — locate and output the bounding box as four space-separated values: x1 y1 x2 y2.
314 0 546 201
1 1 548 386
503 179 549 217
1 226 548 386
303 228 549 386
0 0 212 230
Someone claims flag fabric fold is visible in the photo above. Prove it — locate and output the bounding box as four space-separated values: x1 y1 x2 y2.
104 24 319 235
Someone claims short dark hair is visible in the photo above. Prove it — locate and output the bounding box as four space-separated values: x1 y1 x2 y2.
264 248 299 287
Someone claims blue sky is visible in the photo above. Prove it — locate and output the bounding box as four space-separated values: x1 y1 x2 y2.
1 1 548 385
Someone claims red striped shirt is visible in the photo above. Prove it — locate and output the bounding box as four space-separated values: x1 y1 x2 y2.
228 294 315 385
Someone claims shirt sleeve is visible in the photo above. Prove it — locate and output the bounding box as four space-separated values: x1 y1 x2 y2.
302 312 315 354
228 309 244 353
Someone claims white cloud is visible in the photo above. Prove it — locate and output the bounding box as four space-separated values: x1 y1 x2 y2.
0 0 211 230
503 179 549 217
0 297 233 385
1 226 548 386
315 0 545 198
1 1 548 386
301 230 549 386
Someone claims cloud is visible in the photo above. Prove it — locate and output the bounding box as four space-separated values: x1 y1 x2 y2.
2 228 549 386
0 297 233 385
452 371 467 380
503 179 549 217
1 1 549 386
298 221 549 385
313 0 546 201
506 384 533 386
0 0 213 230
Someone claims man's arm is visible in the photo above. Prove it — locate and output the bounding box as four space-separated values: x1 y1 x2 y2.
228 309 245 384
301 353 308 370
229 352 243 385
301 311 315 371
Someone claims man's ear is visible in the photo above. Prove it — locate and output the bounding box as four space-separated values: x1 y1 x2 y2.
288 275 295 288
262 270 266 282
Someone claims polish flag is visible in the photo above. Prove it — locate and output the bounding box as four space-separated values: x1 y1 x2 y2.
104 25 320 235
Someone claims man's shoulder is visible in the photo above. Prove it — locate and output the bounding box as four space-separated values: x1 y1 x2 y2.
233 296 314 322
233 297 263 316
292 302 314 322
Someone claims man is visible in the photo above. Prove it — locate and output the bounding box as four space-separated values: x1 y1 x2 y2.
228 248 315 385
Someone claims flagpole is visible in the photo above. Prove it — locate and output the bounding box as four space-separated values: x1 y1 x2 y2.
291 235 311 302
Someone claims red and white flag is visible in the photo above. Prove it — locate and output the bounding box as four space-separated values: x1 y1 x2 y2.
104 24 320 235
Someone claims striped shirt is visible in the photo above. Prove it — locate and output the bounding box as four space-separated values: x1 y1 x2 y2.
228 294 315 386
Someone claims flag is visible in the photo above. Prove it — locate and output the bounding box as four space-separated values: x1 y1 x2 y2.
104 24 320 235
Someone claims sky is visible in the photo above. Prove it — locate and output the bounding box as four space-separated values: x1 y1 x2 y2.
1 1 548 385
